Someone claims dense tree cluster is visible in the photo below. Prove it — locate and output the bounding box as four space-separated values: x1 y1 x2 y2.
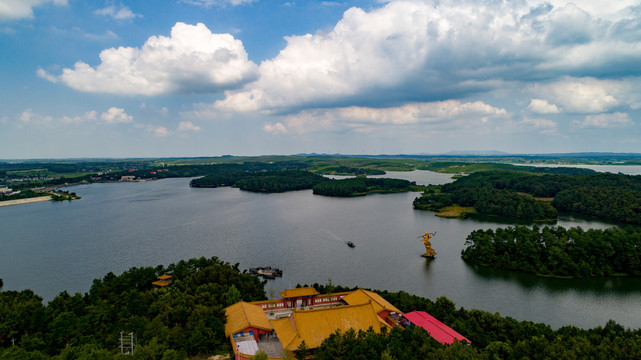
413 188 557 220
192 170 414 197
190 170 327 192
423 162 597 176
0 257 265 359
461 226 641 277
553 187 641 224
312 177 413 197
0 190 41 201
315 326 476 360
414 170 641 224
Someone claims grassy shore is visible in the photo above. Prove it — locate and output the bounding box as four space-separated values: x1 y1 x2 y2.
435 205 476 218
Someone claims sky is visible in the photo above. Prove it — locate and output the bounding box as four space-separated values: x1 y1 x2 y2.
1 0 640 159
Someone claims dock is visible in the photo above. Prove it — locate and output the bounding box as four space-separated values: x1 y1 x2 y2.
249 267 282 279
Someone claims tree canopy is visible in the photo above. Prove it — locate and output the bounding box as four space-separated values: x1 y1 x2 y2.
414 170 641 224
461 226 641 277
0 257 264 359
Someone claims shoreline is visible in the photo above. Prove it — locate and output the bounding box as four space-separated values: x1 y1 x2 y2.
0 196 52 207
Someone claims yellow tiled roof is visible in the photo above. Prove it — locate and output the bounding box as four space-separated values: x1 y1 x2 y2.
279 287 320 299
224 301 273 336
270 317 299 349
274 302 388 350
157 274 172 280
152 280 172 287
342 289 402 315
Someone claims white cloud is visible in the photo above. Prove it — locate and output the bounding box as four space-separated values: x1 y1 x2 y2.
529 0 639 21
83 29 118 41
94 5 141 21
177 121 201 131
530 78 622 113
180 0 257 7
522 118 558 134
36 68 59 82
148 125 170 137
53 22 257 95
18 109 96 126
215 0 641 114
575 112 633 128
265 100 507 134
100 107 133 124
263 122 288 134
528 99 560 114
0 0 67 21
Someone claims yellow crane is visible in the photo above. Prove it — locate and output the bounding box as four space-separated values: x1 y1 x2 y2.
418 231 437 258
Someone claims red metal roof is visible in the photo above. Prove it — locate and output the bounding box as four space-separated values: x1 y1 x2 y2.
403 311 470 345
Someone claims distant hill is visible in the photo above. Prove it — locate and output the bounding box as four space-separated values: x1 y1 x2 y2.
441 150 511 156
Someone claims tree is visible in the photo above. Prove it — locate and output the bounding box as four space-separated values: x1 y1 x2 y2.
250 350 268 360
295 340 309 360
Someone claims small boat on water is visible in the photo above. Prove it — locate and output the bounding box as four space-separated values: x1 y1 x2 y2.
346 241 355 248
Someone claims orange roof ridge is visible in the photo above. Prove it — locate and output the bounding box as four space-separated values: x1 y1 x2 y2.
240 301 250 326
343 289 402 314
291 301 371 314
279 287 320 299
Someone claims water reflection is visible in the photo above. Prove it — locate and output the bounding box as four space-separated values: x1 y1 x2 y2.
467 263 641 297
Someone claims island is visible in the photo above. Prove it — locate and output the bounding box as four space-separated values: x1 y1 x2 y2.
312 177 416 197
190 170 327 192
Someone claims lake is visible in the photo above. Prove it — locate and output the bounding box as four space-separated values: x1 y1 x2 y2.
1 169 640 330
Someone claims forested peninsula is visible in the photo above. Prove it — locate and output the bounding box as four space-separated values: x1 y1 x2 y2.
414 170 641 224
312 177 414 197
461 226 641 278
190 170 327 192
2 258 641 359
190 169 415 196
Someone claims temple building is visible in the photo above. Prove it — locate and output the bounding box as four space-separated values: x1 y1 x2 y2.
224 287 469 360
152 274 172 287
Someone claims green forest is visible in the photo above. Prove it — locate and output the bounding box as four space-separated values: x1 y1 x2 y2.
460 226 641 277
190 170 414 196
0 257 265 359
190 170 327 193
0 190 42 202
312 177 414 197
413 187 557 220
414 170 641 224
2 259 641 359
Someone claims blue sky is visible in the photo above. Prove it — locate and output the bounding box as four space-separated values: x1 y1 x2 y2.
1 0 640 159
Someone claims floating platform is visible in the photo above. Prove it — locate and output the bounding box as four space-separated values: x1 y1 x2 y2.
249 267 283 279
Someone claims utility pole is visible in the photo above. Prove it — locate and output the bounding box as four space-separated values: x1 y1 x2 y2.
120 331 135 355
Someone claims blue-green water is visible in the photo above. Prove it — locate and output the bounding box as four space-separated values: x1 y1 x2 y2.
1 170 640 330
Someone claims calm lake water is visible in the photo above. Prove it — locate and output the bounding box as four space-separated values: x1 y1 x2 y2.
1 169 640 330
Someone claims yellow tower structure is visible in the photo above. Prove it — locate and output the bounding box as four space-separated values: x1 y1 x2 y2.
418 232 437 258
